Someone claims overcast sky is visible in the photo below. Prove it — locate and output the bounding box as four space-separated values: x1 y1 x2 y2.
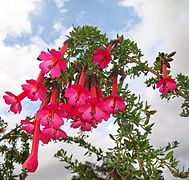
0 0 189 179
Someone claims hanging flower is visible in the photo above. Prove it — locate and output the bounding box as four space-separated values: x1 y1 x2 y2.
78 84 110 124
105 72 126 114
92 40 118 69
21 71 47 101
22 153 38 173
70 106 97 131
22 100 47 173
156 63 176 94
36 89 66 129
22 117 40 173
21 120 35 134
38 42 68 78
65 69 90 107
92 47 111 69
3 91 26 114
40 127 67 144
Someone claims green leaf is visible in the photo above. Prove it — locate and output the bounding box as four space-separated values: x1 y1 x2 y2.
109 134 115 141
165 151 174 160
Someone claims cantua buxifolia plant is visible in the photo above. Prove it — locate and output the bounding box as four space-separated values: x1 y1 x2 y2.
1 25 189 179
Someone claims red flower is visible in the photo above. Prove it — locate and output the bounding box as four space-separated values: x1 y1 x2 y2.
156 78 176 94
21 120 35 134
93 48 111 69
71 119 96 131
22 101 47 173
65 69 90 106
37 104 65 129
69 107 97 131
105 74 126 113
38 46 67 78
65 85 90 106
79 98 110 123
21 71 46 101
36 89 66 129
40 127 67 144
3 91 26 114
105 96 126 114
22 153 38 173
22 117 40 173
78 84 111 124
156 63 176 94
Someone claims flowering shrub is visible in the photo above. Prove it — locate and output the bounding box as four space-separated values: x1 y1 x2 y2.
1 25 189 179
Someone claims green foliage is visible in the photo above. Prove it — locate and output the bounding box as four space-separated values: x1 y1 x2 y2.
54 25 189 179
0 117 30 179
176 73 189 117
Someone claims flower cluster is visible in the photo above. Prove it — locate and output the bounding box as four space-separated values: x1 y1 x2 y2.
3 40 126 173
65 69 126 131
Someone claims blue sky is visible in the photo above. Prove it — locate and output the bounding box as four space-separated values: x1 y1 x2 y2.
4 0 139 45
0 0 189 179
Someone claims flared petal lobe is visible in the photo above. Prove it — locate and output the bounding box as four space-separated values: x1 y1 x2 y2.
3 91 25 114
21 79 47 101
92 48 111 69
38 49 66 78
156 77 176 94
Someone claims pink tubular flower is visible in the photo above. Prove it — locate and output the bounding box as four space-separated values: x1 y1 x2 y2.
105 74 126 114
40 127 67 144
22 117 40 173
21 120 35 134
156 63 176 94
37 104 65 129
71 119 96 131
36 89 65 129
69 107 97 131
38 42 68 78
22 153 38 173
21 71 47 101
92 47 111 69
3 91 27 114
23 101 47 173
65 69 90 106
78 84 110 123
65 85 90 107
79 98 110 123
105 96 126 114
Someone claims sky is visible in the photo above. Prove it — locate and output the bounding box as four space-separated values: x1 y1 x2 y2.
0 0 189 179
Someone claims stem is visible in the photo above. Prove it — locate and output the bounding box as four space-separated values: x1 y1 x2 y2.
0 125 22 142
112 76 117 97
128 133 147 179
130 58 159 77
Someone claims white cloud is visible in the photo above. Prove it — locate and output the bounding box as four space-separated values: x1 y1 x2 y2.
0 0 41 42
119 0 189 74
118 0 143 14
54 0 66 9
